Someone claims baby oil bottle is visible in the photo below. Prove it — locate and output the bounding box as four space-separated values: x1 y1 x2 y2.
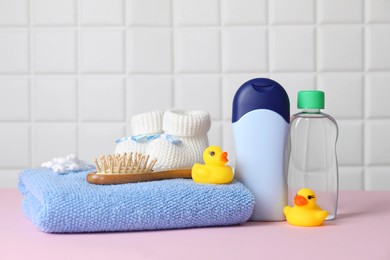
287 90 339 220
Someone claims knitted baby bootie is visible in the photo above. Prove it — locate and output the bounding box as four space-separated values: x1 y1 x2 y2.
115 110 163 154
146 109 211 171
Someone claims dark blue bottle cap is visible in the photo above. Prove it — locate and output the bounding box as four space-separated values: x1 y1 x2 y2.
232 78 290 123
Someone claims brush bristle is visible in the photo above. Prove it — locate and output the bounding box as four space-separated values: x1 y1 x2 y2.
95 152 157 175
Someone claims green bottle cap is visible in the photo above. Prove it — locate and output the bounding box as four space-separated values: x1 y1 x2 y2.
297 90 325 109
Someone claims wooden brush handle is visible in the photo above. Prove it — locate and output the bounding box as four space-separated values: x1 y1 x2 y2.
86 169 192 185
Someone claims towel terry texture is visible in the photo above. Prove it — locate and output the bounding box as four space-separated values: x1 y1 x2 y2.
18 168 255 233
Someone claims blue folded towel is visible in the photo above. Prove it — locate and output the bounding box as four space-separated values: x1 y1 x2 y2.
18 168 255 233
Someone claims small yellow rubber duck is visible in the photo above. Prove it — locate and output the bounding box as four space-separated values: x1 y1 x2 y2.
284 188 329 227
191 146 234 184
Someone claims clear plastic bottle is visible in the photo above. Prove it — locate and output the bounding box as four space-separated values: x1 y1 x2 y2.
287 90 339 220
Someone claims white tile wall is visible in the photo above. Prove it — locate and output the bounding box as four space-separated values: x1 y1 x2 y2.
80 0 124 26
336 121 364 166
222 0 267 25
318 74 364 118
366 121 390 166
175 29 220 72
0 0 389 190
0 124 30 168
318 0 363 23
270 0 315 24
174 0 220 26
81 30 125 73
81 77 125 121
366 74 390 118
318 25 363 71
366 167 390 190
127 29 172 73
222 27 268 72
270 26 315 71
34 30 77 73
366 25 390 70
175 76 221 119
0 78 30 120
127 76 173 117
33 78 78 121
33 0 77 26
127 0 171 26
366 0 390 23
32 124 77 165
0 31 29 73
0 0 29 26
79 124 125 160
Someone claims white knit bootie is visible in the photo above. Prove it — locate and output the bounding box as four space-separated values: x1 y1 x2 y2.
115 110 163 154
146 109 211 170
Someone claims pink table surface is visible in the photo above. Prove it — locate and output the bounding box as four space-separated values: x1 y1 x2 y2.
1 190 390 260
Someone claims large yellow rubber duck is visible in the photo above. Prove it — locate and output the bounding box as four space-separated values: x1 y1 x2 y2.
191 146 234 184
284 188 329 227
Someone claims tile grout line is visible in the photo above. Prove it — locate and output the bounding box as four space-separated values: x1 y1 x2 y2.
2 70 388 78
28 0 34 167
5 21 390 30
123 0 128 135
171 0 176 109
362 0 367 190
314 0 318 90
266 0 270 75
220 0 223 105
218 0 223 138
76 0 81 157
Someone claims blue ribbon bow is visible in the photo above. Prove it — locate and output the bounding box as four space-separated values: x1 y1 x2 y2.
115 134 182 145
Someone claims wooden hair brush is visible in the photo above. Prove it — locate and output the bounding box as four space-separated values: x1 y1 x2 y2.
86 152 192 185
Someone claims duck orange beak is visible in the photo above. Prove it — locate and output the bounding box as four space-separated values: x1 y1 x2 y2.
220 152 228 162
294 195 308 206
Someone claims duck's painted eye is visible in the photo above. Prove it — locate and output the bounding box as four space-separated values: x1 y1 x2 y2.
210 151 215 156
308 195 315 200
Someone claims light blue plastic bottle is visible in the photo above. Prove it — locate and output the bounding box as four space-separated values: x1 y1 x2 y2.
232 78 290 221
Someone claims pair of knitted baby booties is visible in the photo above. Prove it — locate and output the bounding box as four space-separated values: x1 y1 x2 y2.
115 109 211 171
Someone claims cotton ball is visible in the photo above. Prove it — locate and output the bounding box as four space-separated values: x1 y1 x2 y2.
57 157 67 165
66 154 78 162
69 163 80 171
41 161 54 168
53 165 65 173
